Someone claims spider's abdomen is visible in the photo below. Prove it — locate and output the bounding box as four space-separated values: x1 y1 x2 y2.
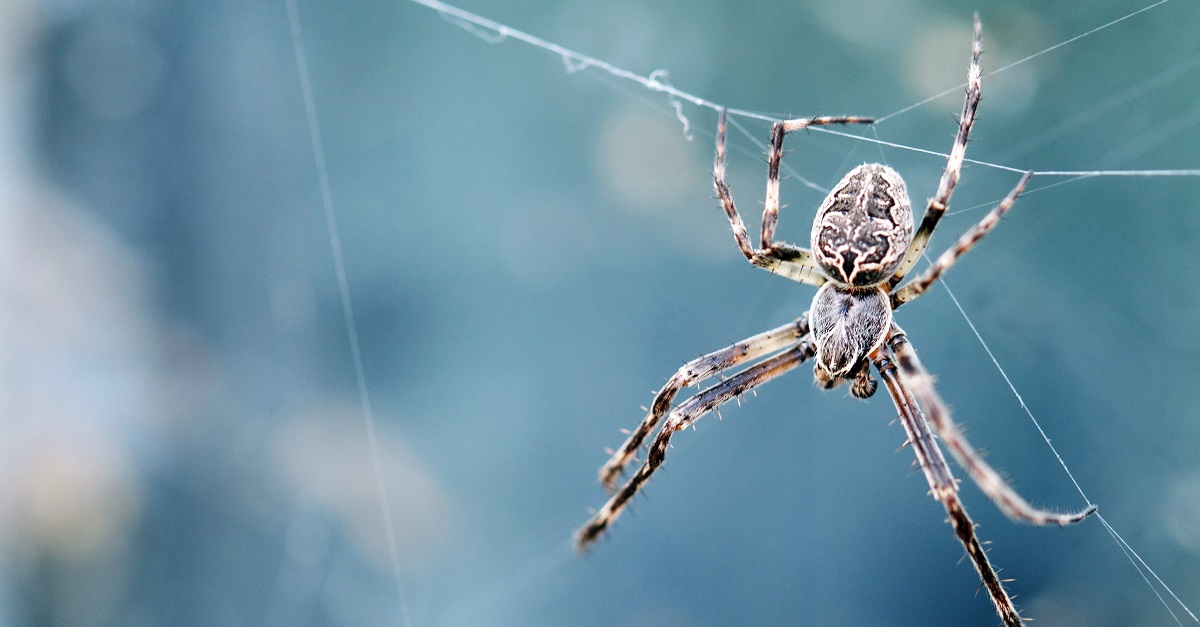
810 283 891 378
811 164 913 286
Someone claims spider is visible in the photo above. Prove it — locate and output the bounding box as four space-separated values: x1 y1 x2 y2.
576 14 1096 626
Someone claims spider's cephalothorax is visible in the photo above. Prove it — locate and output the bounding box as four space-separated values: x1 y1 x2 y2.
809 282 890 390
579 15 1095 627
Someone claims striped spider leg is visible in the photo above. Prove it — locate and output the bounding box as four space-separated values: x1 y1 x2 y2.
596 315 810 492
713 98 873 288
886 328 1096 527
871 340 1023 626
874 326 1095 627
891 171 1031 308
577 335 816 550
886 13 984 291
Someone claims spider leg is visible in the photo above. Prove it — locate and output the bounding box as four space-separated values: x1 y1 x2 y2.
577 339 816 552
763 115 873 248
872 345 1022 627
714 109 870 287
887 326 1097 526
599 315 811 491
891 172 1032 308
887 13 983 290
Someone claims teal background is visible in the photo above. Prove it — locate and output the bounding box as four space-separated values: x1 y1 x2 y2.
4 0 1200 625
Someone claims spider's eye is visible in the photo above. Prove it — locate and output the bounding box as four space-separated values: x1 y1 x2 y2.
811 164 913 286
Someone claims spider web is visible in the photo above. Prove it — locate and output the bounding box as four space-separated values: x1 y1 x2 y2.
287 0 1200 624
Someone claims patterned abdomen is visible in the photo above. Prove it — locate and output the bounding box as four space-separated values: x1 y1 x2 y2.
811 164 913 286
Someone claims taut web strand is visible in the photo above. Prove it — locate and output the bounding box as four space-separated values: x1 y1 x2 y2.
286 2 413 626
405 0 1200 180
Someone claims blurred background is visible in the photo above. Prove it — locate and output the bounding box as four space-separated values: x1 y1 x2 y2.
2 0 1199 625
